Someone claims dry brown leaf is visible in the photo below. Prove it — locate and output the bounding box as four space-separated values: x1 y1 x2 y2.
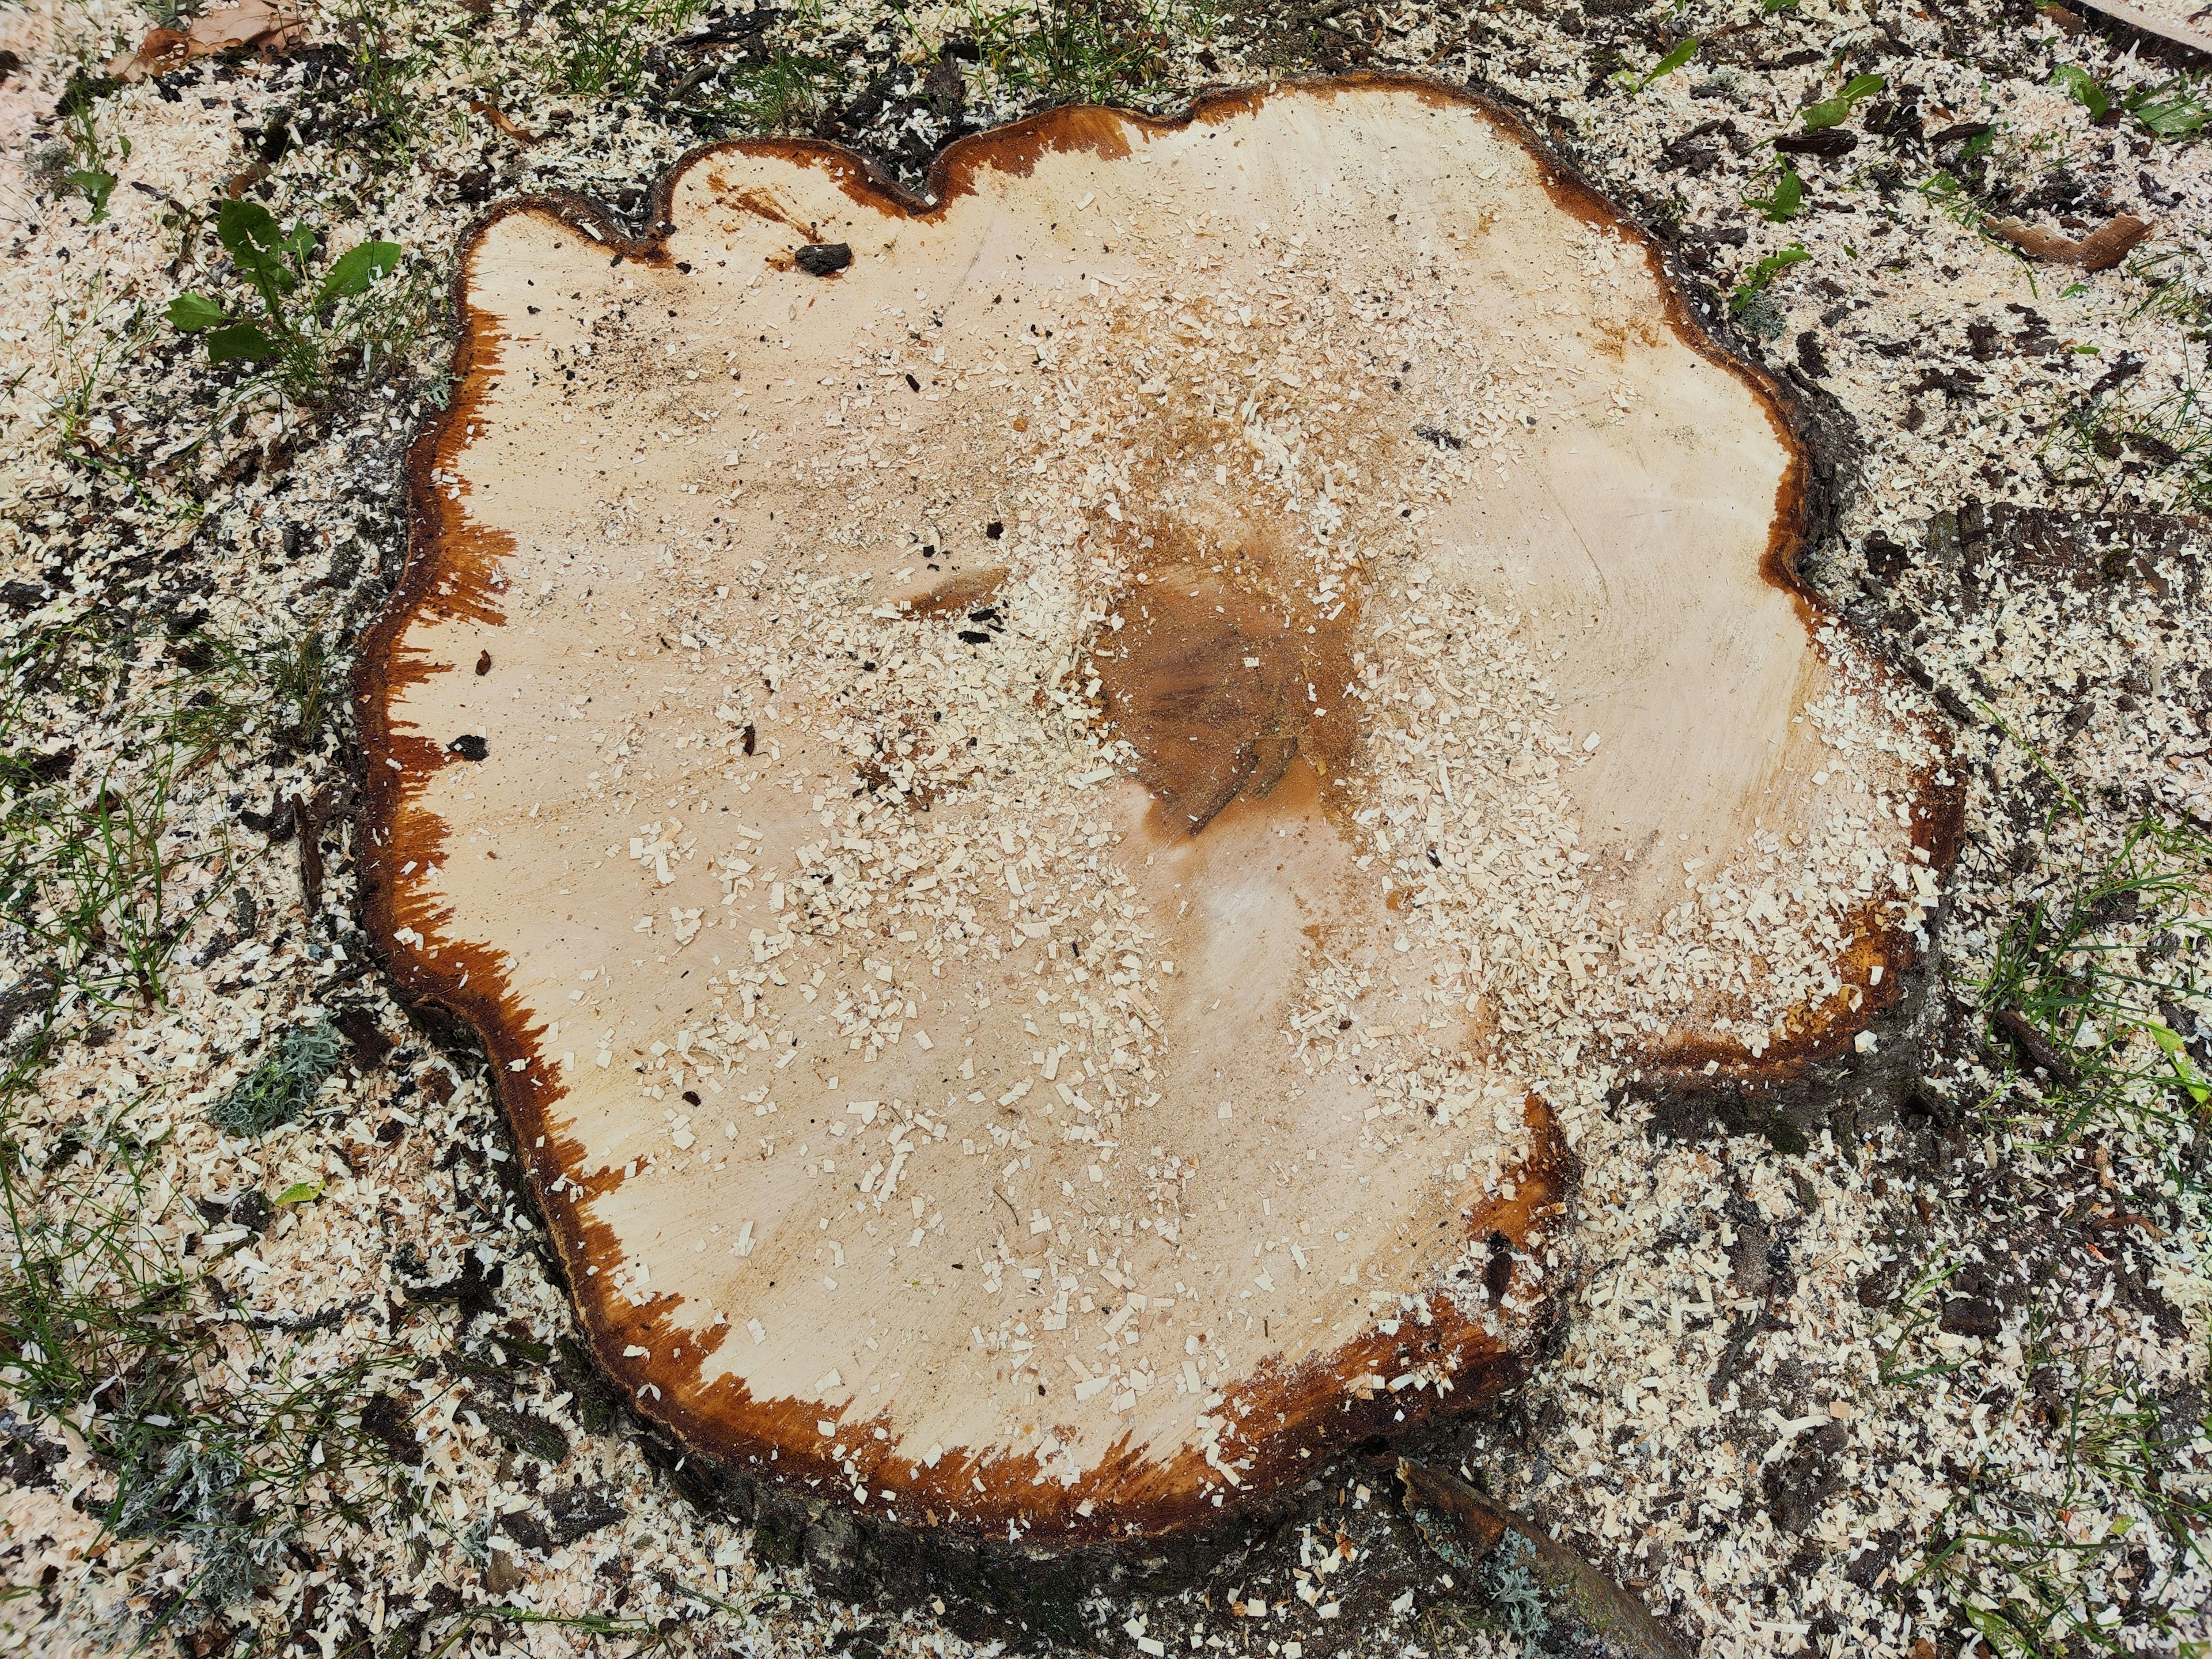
467 99 540 145
1987 212 2154 271
107 0 307 82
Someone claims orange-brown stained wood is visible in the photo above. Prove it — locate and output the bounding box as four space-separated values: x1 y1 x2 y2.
356 77 1959 1555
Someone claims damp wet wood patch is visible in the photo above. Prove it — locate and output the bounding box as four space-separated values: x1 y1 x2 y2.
356 76 1956 1552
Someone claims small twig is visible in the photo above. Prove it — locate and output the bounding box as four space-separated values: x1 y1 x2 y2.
1995 1007 2084 1088
468 99 540 146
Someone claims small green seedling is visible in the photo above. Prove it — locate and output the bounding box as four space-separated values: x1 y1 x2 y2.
1613 38 1698 96
66 160 121 222
62 97 128 222
168 201 400 368
1760 0 1800 12
274 1179 325 1205
1747 165 1804 222
2054 65 2210 141
1801 72 1884 131
1729 244 1809 316
2053 63 2114 122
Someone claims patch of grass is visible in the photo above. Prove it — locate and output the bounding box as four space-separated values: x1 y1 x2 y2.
0 750 221 1013
2038 354 2212 514
1978 812 2212 1150
43 279 149 471
209 1021 344 1136
1873 1244 1972 1387
328 0 422 143
965 0 1201 107
713 48 832 133
0 1032 412 1625
543 0 707 98
143 615 335 767
2130 235 2212 337
1906 1287 2212 1656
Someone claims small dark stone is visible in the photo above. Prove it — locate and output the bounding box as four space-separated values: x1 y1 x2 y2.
794 242 853 276
448 734 489 761
334 1005 393 1073
497 1510 554 1554
402 1251 502 1331
803 1506 865 1593
957 628 993 645
741 722 756 756
475 650 492 676
1762 1421 1846 1532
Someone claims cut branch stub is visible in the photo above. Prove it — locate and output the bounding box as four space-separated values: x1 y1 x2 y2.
358 78 1956 1549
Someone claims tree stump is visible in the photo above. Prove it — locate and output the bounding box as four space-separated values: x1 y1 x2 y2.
357 77 1957 1565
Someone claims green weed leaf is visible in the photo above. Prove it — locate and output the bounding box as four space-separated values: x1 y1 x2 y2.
206 324 278 365
166 293 229 333
274 1179 324 1205
2054 64 2112 120
1729 243 1810 315
218 200 301 307
1748 167 1804 222
316 241 403 306
1802 73 1884 130
215 198 280 255
1615 38 1698 94
66 169 118 221
2126 79 2211 140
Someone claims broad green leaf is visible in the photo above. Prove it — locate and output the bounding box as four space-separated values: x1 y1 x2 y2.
317 240 404 305
2053 64 2111 120
1749 168 1803 222
166 291 229 332
1803 73 1885 130
206 323 278 364
217 198 281 255
1645 38 1698 84
1729 243 1810 315
2128 82 2210 139
66 169 117 222
275 1179 325 1205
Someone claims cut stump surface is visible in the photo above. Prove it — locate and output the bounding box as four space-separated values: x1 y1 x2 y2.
358 77 1956 1548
